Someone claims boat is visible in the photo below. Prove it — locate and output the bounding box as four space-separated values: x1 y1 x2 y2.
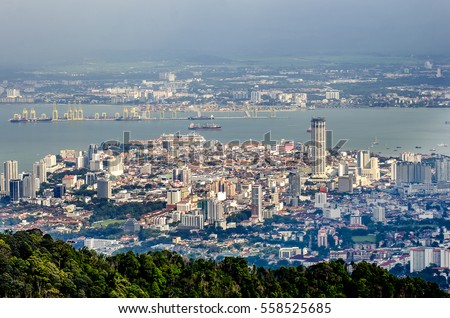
188 115 214 120
115 117 142 121
188 123 221 130
307 106 316 110
437 143 448 147
36 118 52 122
430 148 437 152
306 126 312 133
415 146 422 149
9 118 29 123
372 136 379 145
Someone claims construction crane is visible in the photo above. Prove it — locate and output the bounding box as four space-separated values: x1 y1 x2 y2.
29 108 36 121
22 108 28 120
52 102 59 121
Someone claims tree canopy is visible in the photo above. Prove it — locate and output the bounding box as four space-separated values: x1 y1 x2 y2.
0 230 446 298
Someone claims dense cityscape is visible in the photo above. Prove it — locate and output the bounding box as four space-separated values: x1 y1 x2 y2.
1 56 450 293
1 57 449 114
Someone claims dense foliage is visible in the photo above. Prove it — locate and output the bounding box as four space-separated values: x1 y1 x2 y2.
0 230 446 298
86 201 166 222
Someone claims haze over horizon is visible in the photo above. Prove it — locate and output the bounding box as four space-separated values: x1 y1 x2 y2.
1 0 449 66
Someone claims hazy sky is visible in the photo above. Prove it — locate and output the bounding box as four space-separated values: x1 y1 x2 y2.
1 0 449 65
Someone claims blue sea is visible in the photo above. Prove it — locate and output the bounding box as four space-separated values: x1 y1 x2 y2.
0 104 449 171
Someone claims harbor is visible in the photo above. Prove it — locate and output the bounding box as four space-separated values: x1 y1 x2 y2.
8 105 278 123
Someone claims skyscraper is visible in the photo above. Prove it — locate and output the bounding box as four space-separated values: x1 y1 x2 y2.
180 167 192 185
326 130 333 151
54 184 66 198
32 160 47 185
251 185 263 222
97 179 112 199
9 179 22 202
0 173 4 194
372 206 386 223
22 173 36 199
357 150 371 171
318 228 328 248
4 160 18 194
166 188 181 205
311 117 326 177
207 199 224 222
88 144 98 161
395 162 432 185
436 157 450 183
288 171 302 197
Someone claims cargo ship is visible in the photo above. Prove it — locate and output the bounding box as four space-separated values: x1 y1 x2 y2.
115 116 142 121
9 118 52 123
188 123 221 130
34 118 52 122
187 115 214 120
9 118 29 123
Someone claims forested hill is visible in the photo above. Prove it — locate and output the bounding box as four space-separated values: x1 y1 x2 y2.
0 229 446 298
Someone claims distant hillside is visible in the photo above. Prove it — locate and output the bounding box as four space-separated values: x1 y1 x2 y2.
0 229 446 298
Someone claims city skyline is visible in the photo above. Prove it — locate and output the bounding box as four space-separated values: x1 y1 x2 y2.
1 0 450 301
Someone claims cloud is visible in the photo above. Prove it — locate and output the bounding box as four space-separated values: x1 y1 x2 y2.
0 0 449 65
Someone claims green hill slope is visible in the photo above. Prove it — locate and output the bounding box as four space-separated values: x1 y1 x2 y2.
0 229 446 298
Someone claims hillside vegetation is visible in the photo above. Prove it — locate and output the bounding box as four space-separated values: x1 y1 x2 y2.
0 229 446 298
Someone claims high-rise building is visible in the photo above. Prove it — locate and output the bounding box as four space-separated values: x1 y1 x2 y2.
390 162 397 181
395 162 432 186
224 180 236 198
76 156 85 169
250 91 262 103
88 144 98 161
22 173 36 199
436 157 450 183
325 91 340 100
9 179 22 202
358 154 380 181
318 228 328 248
167 188 181 205
357 150 371 170
401 152 422 163
97 179 112 199
410 247 441 273
251 185 263 222
372 206 385 223
326 130 333 151
338 162 349 177
350 211 362 226
314 192 327 209
207 199 224 222
4 160 18 194
43 154 57 168
338 176 354 193
6 89 20 98
180 214 204 230
85 172 97 186
288 171 302 197
180 167 192 185
123 218 141 233
54 184 66 198
311 117 326 177
32 160 47 185
172 168 180 181
0 173 4 193
89 159 103 171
